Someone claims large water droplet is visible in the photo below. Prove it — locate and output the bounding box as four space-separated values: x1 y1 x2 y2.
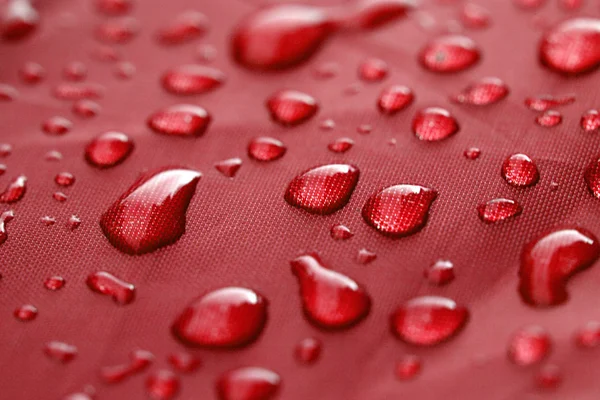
419 35 480 73
157 11 207 45
507 326 551 366
0 176 26 203
248 137 286 162
86 271 135 305
14 304 37 321
217 367 281 400
44 341 78 363
100 167 201 254
451 77 508 105
412 107 459 141
519 227 600 307
1 0 39 41
424 260 455 285
477 198 522 223
581 109 600 132
284 164 359 215
147 105 211 137
0 210 15 244
295 337 322 364
267 90 318 126
501 153 539 187
162 65 225 95
291 253 371 329
172 287 268 348
362 184 437 237
146 370 180 400
85 131 134 169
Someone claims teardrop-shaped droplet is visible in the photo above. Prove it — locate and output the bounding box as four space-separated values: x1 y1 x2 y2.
0 176 26 203
157 11 207 45
460 3 490 29
1 0 39 41
44 341 78 363
19 62 45 84
419 35 480 73
42 117 72 135
395 355 421 380
146 370 180 400
424 260 455 285
507 326 551 366
377 85 414 114
291 253 371 329
535 110 562 127
100 167 201 254
284 164 359 215
391 296 469 346
248 137 286 162
172 287 268 348
501 154 539 187
0 210 15 244
96 17 139 44
295 337 322 364
231 5 336 71
53 83 105 100
328 137 354 153
574 321 600 348
451 77 508 105
161 65 225 95
330 224 353 240
215 158 242 178
44 276 66 291
97 0 132 15
477 198 522 223
362 184 437 237
267 90 318 126
14 304 37 321
147 104 211 137
217 367 281 400
358 58 388 82
524 94 575 111
540 18 600 75
86 271 135 305
85 131 134 169
168 352 201 373
343 0 416 30
412 107 459 141
519 227 600 307
581 109 600 132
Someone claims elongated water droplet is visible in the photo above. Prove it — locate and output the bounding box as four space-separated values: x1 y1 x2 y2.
412 107 459 141
100 167 201 254
0 176 26 203
284 164 359 215
391 296 469 346
395 355 421 380
501 154 539 187
157 11 207 45
168 352 201 373
147 105 211 137
357 248 377 265
362 184 437 237
96 17 139 44
53 83 105 100
101 349 154 383
525 94 575 111
419 35 480 73
328 137 354 153
358 58 388 82
377 85 414 114
73 100 100 118
42 117 72 135
507 326 551 366
460 3 490 29
1 0 39 41
295 337 322 364
248 137 286 162
85 131 134 169
291 253 371 329
14 304 37 321
97 0 132 15
424 260 455 285
44 276 65 291
217 367 281 400
172 287 268 348
146 370 180 400
519 227 600 307
581 109 600 132
0 210 14 244
574 321 600 348
86 271 135 305
451 77 508 105
535 110 562 127
344 0 416 30
162 65 225 95
215 158 242 178
330 224 353 240
267 90 318 126
44 341 78 363
477 198 522 223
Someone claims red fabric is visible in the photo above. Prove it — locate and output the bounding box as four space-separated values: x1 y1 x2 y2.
1 0 600 399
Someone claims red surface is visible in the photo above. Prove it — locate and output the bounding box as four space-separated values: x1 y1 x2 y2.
2 0 600 399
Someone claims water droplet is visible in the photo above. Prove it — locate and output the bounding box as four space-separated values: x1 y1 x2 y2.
68 215 81 230
581 109 600 132
358 58 388 81
424 260 455 285
0 143 12 157
45 150 63 162
540 18 600 75
19 62 45 84
53 192 67 202
559 0 582 10
507 326 551 366
535 110 562 127
284 164 359 215
319 118 336 130
147 104 211 137
0 175 26 203
115 61 135 79
391 296 469 346
63 62 87 81
97 0 133 15
146 370 180 400
362 184 437 237
248 137 286 162
53 83 105 100
85 131 134 169
357 124 372 134
161 65 225 95
357 248 377 265
330 224 353 240
55 172 75 187
41 216 56 226
295 337 322 364
172 287 267 348
86 271 135 305
395 355 421 380
377 85 414 115
574 321 600 348
344 83 362 96
501 154 539 187
460 3 490 29
42 117 72 136
419 35 480 73
101 349 154 383
96 17 139 44
536 364 562 389
44 341 78 363
231 5 335 71
344 0 416 30
92 45 121 62
291 253 371 329
0 84 18 101
451 77 508 105
267 90 318 126
0 209 14 245
412 107 459 141
464 147 481 160
44 276 66 291
215 158 242 178
217 367 281 400
73 100 100 118
168 352 201 373
524 94 575 111
157 11 207 45
519 227 600 307
514 0 547 9
328 137 354 153
477 198 522 223
63 392 93 400
14 304 37 321
0 164 5 175
313 62 339 79
1 0 39 41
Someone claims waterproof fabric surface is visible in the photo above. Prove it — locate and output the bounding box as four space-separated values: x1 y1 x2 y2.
1 0 600 399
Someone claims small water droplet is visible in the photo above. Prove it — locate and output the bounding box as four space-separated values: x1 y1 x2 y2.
535 110 562 127
248 137 286 162
540 18 600 75
424 260 455 285
44 341 78 363
362 184 437 237
41 216 56 226
96 0 133 15
157 11 207 45
357 248 377 264
344 83 362 96
313 62 339 79
524 94 575 111
395 355 421 380
168 352 201 373
267 90 318 126
63 392 93 400
1 0 39 41
115 61 135 79
357 124 372 134
536 364 562 389
377 85 414 115
92 45 121 62
96 17 139 44
44 276 66 291
464 147 481 160
45 150 63 162
419 35 480 73
0 164 5 175
53 83 105 100
53 192 67 202
295 337 322 364
581 109 600 132
285 164 359 215
507 326 551 366
101 349 154 383
0 84 18 101
0 175 26 203
501 153 539 187
63 61 87 81
68 215 81 230
42 117 72 135
0 143 12 157
330 224 353 240
574 321 600 348
73 100 100 118
412 107 459 141
217 368 281 400
451 77 508 105
14 304 37 321
85 131 134 168
172 287 268 348
514 0 547 9
344 0 416 30
358 58 388 82
19 62 45 84
0 209 14 245
328 137 354 153
477 198 522 223
55 172 75 187
147 104 211 137
86 271 135 305
519 227 600 306
162 65 225 95
291 253 371 329
319 118 336 130
146 369 180 400
460 3 490 29
391 296 469 346
215 158 242 178
559 0 582 10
